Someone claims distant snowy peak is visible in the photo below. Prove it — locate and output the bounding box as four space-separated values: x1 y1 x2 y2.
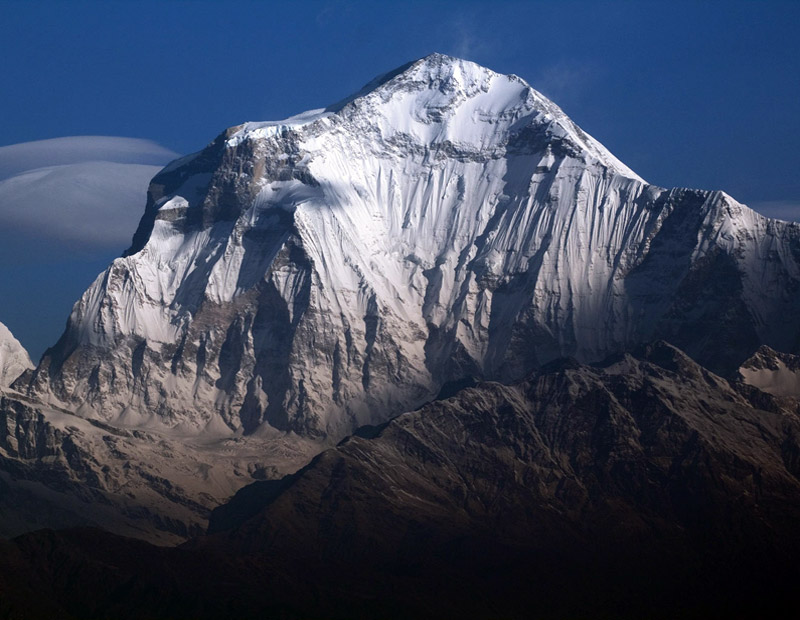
739 346 800 398
0 322 32 387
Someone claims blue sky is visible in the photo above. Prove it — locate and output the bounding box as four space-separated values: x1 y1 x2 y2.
1 0 799 359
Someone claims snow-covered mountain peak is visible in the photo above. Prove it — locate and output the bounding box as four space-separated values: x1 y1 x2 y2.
365 52 507 99
343 53 643 181
0 321 33 387
228 54 643 182
21 55 800 442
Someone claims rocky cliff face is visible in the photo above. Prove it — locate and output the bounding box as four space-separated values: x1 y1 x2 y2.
18 54 800 442
0 392 317 544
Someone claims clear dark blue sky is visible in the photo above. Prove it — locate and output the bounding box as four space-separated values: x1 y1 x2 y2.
1 0 799 359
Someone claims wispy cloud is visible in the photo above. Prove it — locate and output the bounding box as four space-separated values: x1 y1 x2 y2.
452 18 478 60
443 12 494 61
0 137 179 248
748 200 800 222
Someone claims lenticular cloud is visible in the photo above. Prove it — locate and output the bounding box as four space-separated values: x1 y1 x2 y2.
0 136 179 247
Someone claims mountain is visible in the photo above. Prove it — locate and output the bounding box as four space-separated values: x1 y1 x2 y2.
17 53 800 444
2 53 799 544
0 322 32 387
0 389 317 544
1 342 798 619
739 345 800 398
196 342 800 618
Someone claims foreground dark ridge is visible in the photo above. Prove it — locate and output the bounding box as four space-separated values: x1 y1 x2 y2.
1 342 799 619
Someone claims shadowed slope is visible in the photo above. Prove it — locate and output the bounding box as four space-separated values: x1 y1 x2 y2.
2 342 799 619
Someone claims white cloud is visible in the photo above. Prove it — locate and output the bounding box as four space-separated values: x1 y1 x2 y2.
0 136 179 248
749 200 800 223
0 136 177 179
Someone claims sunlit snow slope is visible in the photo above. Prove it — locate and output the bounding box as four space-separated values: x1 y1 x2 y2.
21 54 800 439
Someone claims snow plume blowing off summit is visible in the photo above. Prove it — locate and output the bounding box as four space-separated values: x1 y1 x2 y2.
17 53 800 442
